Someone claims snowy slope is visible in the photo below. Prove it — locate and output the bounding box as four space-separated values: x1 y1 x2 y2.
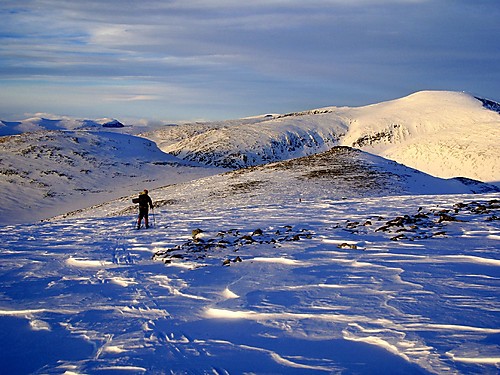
151 115 345 169
142 115 277 150
58 146 498 222
1 188 499 374
1 90 498 225
145 91 500 183
0 131 222 224
342 91 500 183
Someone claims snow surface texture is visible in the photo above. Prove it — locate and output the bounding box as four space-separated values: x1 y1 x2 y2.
0 193 499 374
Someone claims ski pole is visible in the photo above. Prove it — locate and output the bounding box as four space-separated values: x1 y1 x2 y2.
152 207 156 228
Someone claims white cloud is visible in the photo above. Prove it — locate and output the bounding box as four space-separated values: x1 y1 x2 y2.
0 0 499 120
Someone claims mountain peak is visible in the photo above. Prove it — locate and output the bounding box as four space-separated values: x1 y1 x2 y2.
102 119 125 128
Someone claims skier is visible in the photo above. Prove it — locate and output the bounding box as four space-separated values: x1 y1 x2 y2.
134 189 154 229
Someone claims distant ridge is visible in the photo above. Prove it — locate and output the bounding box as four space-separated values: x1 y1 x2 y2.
147 91 500 184
0 116 101 136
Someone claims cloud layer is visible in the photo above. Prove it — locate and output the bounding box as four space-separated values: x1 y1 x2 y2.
1 0 499 120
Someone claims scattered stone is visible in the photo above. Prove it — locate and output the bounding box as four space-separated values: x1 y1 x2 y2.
375 225 391 233
153 199 499 266
192 228 204 238
337 243 358 249
346 221 360 229
222 256 243 266
436 213 462 223
387 216 406 227
415 212 429 219
153 225 313 265
391 234 407 241
349 198 498 242
240 235 254 243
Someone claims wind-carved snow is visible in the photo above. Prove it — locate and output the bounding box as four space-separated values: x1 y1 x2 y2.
0 193 499 374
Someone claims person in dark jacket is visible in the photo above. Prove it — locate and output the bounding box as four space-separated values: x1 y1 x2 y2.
136 189 153 229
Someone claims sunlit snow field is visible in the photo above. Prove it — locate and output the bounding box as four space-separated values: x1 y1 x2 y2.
1 193 499 374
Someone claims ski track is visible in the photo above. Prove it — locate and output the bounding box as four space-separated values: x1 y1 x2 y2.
0 194 499 374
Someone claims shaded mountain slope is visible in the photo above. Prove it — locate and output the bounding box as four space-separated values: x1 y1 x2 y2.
152 116 345 169
0 131 221 224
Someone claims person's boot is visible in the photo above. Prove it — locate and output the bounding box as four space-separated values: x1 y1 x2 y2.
145 218 149 229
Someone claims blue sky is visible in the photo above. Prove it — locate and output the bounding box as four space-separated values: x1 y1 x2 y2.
1 0 499 122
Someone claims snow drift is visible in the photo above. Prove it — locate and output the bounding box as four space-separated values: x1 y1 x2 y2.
1 188 499 374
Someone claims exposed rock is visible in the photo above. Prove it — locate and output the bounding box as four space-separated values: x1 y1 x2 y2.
192 228 204 239
347 198 499 241
337 243 358 249
153 226 313 265
475 96 500 114
436 213 462 223
102 119 125 128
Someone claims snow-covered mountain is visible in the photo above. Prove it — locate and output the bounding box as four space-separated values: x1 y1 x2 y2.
1 91 500 374
0 116 101 136
146 91 500 184
1 90 498 225
146 111 345 169
0 115 164 136
342 91 500 184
